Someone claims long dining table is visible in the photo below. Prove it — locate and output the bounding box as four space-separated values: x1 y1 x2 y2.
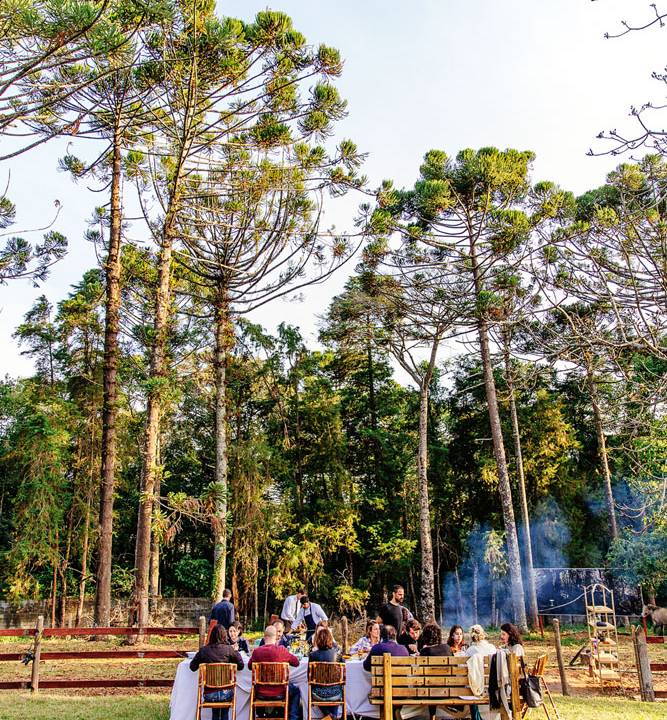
169 653 379 720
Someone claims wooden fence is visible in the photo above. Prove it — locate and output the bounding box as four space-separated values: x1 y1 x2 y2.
632 626 667 701
0 615 210 692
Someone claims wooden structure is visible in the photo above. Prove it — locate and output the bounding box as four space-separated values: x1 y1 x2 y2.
519 654 560 720
307 662 346 720
369 652 522 720
0 615 202 691
196 663 237 720
633 626 667 701
583 583 620 685
250 662 290 720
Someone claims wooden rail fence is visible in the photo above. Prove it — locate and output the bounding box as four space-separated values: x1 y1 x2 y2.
0 615 209 692
632 626 667 701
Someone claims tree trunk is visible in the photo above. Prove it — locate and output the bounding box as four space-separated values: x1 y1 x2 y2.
417 378 436 621
503 334 539 629
76 493 92 627
50 563 57 629
149 466 161 611
212 293 234 602
473 563 479 625
477 317 527 630
95 127 123 627
585 362 619 539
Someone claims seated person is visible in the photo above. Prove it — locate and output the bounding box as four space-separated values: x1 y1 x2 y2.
500 622 525 657
363 624 409 671
249 625 301 720
397 619 422 654
259 619 290 648
446 624 468 655
349 620 380 656
309 626 344 717
465 624 496 657
190 624 244 720
228 621 250 654
419 622 452 656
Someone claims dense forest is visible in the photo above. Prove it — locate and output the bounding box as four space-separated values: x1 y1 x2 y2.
0 1 666 633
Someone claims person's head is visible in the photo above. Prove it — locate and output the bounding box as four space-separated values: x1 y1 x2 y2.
447 625 464 648
381 625 397 642
500 623 522 647
297 587 306 598
420 623 442 647
406 619 421 640
209 624 228 646
366 620 380 643
272 620 285 639
314 626 334 651
391 585 405 603
264 625 278 645
222 588 232 600
469 625 487 644
227 624 239 643
300 595 311 609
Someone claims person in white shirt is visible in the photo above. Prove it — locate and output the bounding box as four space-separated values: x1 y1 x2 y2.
293 595 327 641
464 624 497 657
280 588 305 631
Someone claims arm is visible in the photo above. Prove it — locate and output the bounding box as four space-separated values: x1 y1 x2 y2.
363 648 374 672
281 596 295 622
189 649 204 672
232 650 244 670
316 604 328 624
293 608 304 627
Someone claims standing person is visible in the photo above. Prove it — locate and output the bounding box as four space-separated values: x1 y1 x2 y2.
210 588 235 629
293 596 327 641
281 588 306 631
190 625 244 720
249 625 301 720
378 584 410 634
362 625 409 671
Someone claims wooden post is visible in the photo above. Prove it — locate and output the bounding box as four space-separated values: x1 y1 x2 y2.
382 652 393 720
636 627 656 702
552 619 570 696
632 627 644 701
341 616 349 655
30 615 43 693
507 652 521 720
198 616 206 648
538 615 544 639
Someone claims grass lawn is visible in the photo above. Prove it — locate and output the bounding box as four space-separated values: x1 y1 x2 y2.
0 693 665 720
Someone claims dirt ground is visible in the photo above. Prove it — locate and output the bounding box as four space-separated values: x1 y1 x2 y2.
0 626 665 701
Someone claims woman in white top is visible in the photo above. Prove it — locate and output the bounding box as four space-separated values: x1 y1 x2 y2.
349 620 380 655
500 622 525 657
465 624 497 657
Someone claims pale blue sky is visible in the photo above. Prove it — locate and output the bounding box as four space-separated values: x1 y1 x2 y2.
1 0 665 376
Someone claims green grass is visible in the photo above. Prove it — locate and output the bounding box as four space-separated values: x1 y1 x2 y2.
0 693 664 720
0 693 170 719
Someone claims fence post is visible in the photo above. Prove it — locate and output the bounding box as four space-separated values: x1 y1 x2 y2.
30 615 43 693
198 616 206 648
552 619 570 696
341 616 349 655
636 627 656 702
382 652 393 720
507 652 521 719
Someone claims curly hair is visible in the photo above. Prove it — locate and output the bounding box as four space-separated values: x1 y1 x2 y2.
500 623 522 647
469 624 487 643
420 623 442 647
446 625 464 648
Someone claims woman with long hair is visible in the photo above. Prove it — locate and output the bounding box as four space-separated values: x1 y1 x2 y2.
446 624 468 655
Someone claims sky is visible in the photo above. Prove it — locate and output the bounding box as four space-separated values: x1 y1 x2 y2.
1 0 666 377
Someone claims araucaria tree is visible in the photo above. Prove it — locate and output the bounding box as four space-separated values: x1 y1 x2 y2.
131 5 362 626
373 148 572 629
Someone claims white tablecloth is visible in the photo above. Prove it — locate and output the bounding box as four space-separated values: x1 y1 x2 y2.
169 654 378 720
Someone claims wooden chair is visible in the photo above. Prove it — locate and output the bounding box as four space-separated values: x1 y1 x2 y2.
308 662 346 720
520 654 559 720
250 662 290 720
196 663 237 720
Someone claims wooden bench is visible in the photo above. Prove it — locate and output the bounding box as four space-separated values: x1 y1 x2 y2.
369 653 522 720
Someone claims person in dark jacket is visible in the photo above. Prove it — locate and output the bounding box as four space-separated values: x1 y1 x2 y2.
362 625 409 671
419 623 452 656
309 626 343 717
228 621 250 654
190 624 244 720
397 619 422 654
210 588 235 629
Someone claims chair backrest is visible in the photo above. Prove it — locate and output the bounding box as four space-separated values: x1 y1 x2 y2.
252 662 290 686
309 662 345 685
201 663 237 689
530 654 547 678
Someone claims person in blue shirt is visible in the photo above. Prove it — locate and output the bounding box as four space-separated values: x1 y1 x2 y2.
210 588 235 629
362 624 409 671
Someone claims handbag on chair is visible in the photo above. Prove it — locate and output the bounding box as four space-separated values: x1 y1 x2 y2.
519 658 543 708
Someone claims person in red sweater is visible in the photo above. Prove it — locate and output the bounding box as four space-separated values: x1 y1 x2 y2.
249 625 302 720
